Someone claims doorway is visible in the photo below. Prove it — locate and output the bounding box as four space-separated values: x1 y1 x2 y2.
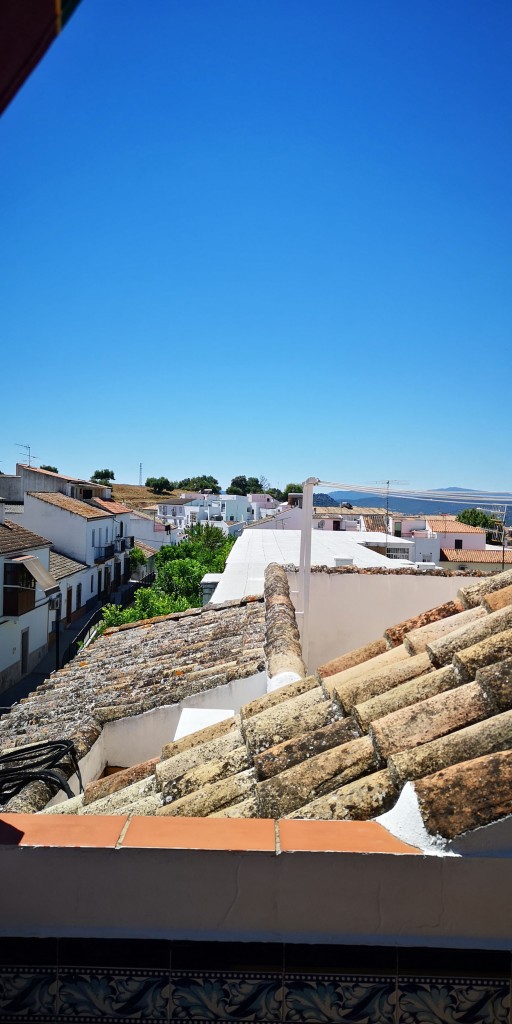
21 628 29 675
66 587 72 625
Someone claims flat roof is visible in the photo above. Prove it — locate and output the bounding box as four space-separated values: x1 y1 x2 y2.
212 529 401 603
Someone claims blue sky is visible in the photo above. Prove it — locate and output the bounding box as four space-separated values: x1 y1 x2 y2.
1 1 511 491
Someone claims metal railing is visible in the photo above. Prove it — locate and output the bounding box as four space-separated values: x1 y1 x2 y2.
94 543 115 563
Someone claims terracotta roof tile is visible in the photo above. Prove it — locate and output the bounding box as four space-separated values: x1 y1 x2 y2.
428 518 486 534
0 520 50 555
5 565 512 849
49 550 88 579
28 492 111 519
441 547 512 563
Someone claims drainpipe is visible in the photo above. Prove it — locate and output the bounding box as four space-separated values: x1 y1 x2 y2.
297 477 319 671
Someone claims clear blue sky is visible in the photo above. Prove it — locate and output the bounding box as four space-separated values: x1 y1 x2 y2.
1 1 511 491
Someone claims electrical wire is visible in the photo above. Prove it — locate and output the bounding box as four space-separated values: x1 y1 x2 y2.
318 481 511 506
0 739 83 805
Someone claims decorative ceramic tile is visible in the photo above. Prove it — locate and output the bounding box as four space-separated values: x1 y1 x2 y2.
0 968 57 1020
57 969 169 1019
170 972 283 1021
398 979 511 1024
283 975 396 1023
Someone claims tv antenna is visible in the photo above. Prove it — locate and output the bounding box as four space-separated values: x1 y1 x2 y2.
373 479 409 551
16 443 38 467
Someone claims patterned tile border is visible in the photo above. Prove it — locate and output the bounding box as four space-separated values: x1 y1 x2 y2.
0 948 511 1023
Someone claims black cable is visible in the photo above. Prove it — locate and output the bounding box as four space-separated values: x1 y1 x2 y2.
0 739 83 806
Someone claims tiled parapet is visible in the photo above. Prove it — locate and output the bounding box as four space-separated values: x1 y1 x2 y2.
0 940 510 1024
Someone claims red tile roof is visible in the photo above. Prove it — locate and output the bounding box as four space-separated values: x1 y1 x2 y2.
90 498 132 515
28 492 112 519
441 548 512 564
427 517 486 535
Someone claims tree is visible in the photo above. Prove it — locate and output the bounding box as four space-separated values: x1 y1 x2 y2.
145 476 171 494
457 508 498 542
129 547 147 572
267 487 284 501
284 483 303 496
91 468 115 484
177 475 221 494
40 464 58 473
227 475 267 495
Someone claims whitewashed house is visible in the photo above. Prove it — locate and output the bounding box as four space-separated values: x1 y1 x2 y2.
0 501 59 691
130 509 179 549
247 493 281 519
23 492 132 604
16 464 111 501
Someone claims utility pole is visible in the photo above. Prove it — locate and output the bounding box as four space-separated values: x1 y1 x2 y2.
139 462 143 486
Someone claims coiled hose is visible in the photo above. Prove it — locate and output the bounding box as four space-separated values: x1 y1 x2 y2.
0 739 83 805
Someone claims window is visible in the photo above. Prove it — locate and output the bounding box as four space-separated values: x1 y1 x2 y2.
454 539 463 550
387 546 411 560
99 528 102 545
3 563 36 616
105 529 109 543
394 523 402 537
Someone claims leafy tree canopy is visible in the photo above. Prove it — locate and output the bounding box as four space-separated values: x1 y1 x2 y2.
176 475 221 494
227 475 267 496
284 483 303 496
91 468 115 484
456 508 495 529
145 476 172 494
129 546 147 571
40 464 58 473
98 525 234 633
457 507 498 541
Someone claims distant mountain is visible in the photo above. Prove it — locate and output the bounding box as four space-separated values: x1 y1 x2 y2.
313 493 340 506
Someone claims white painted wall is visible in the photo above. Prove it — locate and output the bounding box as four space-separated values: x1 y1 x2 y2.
23 494 111 564
287 570 481 671
131 513 177 549
103 671 266 768
46 670 267 804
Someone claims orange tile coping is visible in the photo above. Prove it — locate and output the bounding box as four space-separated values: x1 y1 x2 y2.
278 820 421 855
122 816 276 851
0 814 128 848
0 815 421 855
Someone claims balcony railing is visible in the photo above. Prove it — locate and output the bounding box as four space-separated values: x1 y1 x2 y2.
115 537 126 553
94 543 115 563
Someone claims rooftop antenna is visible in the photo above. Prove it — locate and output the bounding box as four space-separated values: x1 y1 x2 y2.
139 462 143 486
374 479 408 553
16 443 38 467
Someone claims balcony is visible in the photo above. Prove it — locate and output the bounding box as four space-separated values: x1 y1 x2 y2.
94 543 115 563
3 562 36 616
115 537 126 553
125 536 135 550
3 586 35 617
